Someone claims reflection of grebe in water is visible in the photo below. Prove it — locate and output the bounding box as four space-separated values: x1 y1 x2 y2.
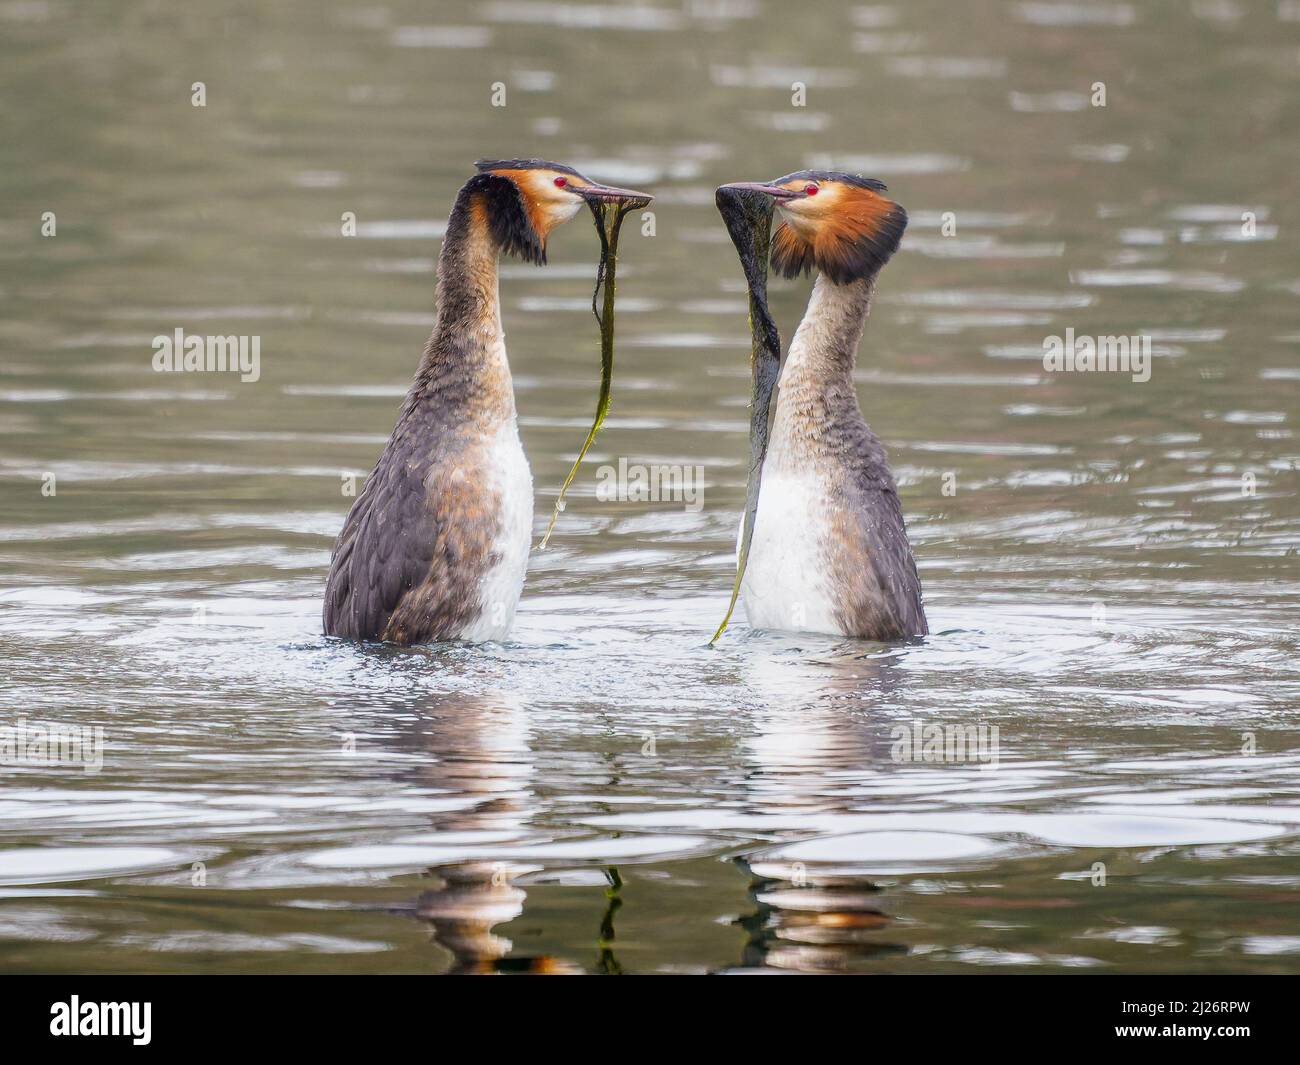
389 688 581 973
742 645 906 810
735 867 902 974
729 651 910 971
415 861 531 973
355 678 637 973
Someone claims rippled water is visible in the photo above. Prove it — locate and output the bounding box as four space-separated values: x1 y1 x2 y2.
1 0 1298 973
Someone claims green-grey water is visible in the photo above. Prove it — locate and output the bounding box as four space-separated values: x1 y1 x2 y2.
1 0 1298 974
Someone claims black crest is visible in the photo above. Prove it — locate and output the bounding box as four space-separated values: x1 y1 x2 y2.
475 158 582 178
773 169 891 194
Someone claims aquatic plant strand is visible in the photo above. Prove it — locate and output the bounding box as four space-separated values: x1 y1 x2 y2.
709 188 782 645
539 196 645 548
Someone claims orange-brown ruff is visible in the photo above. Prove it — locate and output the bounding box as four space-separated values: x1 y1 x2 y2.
322 161 651 645
739 171 927 640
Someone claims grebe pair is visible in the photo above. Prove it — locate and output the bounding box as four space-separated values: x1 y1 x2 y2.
322 160 927 647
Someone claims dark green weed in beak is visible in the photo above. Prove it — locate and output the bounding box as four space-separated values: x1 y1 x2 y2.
709 186 782 645
539 193 651 548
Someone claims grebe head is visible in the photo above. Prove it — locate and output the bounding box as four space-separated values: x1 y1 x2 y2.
473 159 652 265
719 171 906 285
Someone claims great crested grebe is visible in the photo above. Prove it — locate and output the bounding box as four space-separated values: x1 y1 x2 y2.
323 159 652 646
718 171 927 641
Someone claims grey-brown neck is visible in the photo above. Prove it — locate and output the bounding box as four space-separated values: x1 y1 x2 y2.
408 188 516 431
768 274 876 469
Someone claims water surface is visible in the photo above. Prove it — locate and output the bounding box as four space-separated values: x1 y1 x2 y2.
1 0 1298 973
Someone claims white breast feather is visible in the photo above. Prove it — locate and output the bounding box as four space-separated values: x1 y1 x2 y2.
459 419 532 643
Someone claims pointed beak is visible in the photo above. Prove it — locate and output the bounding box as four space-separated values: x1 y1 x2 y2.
718 181 799 201
580 182 653 207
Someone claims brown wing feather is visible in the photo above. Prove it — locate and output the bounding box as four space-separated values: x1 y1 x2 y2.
829 430 928 640
323 429 496 645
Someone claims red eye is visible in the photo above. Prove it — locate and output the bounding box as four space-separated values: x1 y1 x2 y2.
804 183 819 196
554 176 567 188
